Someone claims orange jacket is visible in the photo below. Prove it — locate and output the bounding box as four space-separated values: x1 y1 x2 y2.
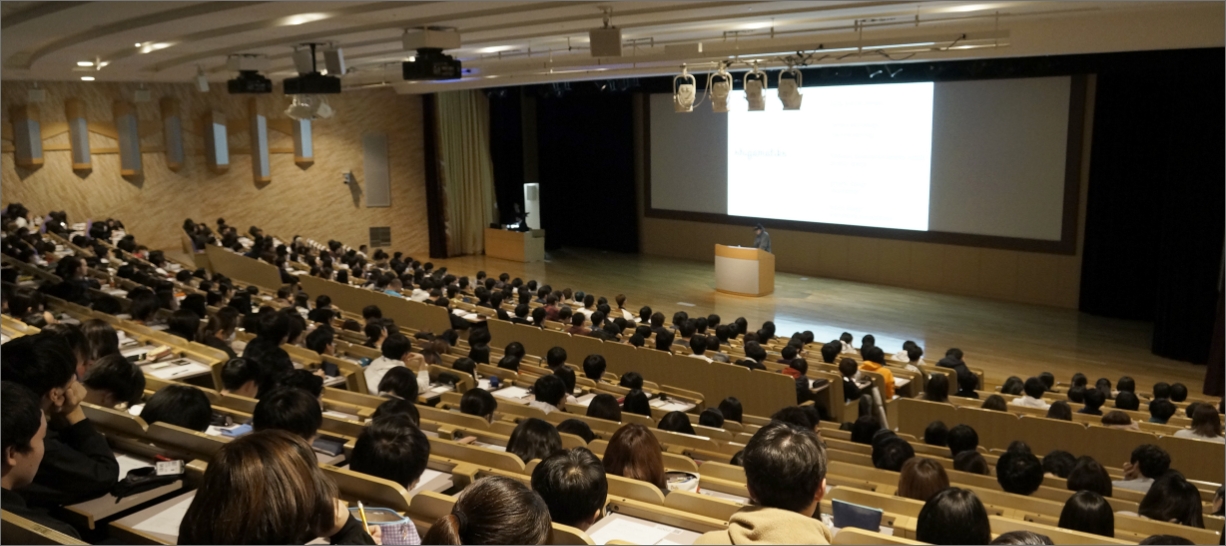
859 361 895 398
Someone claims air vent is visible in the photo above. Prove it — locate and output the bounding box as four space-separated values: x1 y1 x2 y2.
369 227 391 248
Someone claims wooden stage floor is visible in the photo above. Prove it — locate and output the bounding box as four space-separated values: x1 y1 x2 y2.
428 248 1206 391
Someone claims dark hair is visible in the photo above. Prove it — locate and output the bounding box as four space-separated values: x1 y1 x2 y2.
1115 391 1140 411
981 394 1008 411
141 385 212 432
742 422 827 512
1129 444 1171 479
381 333 411 360
460 388 498 421
1083 386 1106 410
924 421 948 446
362 305 383 320
221 358 261 393
1 332 77 397
851 415 882 445
898 457 950 502
1058 490 1114 537
838 357 858 378
351 415 430 489
178 430 338 545
1041 450 1077 478
421 476 551 545
996 450 1043 495
990 531 1054 545
718 397 743 423
252 388 323 440
1139 472 1204 528
531 448 607 528
507 418 563 464
82 319 120 361
947 424 978 457
658 411 696 435
581 354 607 381
553 366 576 396
1148 398 1176 423
1001 377 1024 396
622 389 651 417
1045 400 1073 421
532 374 566 407
916 488 991 545
873 437 916 472
1067 456 1112 497
1190 404 1223 437
924 373 950 403
1138 536 1196 545
954 450 989 475
1 382 43 456
1067 385 1086 403
546 346 568 368
603 423 667 491
586 393 622 422
305 328 334 356
377 366 420 401
82 354 146 407
699 408 726 429
556 419 596 444
1023 377 1045 399
371 398 420 426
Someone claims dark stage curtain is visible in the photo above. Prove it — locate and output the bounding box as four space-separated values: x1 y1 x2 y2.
1080 50 1225 364
488 91 525 224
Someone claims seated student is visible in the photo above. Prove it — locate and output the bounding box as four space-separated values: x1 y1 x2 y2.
377 367 421 402
955 451 990 475
622 389 652 417
202 307 240 359
350 415 430 517
1138 473 1204 528
839 332 856 354
659 411 697 435
1067 456 1113 497
947 424 979 458
1 382 82 539
1010 377 1051 409
604 424 668 493
543 346 567 370
858 346 895 398
872 436 916 472
553 367 580 405
1169 382 1189 402
923 373 951 403
1066 385 1086 404
838 358 863 402
363 321 387 349
782 358 813 404
1113 444 1170 493
423 475 550 545
1078 387 1106 416
527 374 566 415
459 388 498 424
688 335 713 362
981 394 1008 411
506 418 562 464
586 394 622 422
990 531 1055 545
696 422 832 544
582 355 607 383
899 457 950 502
0 334 118 507
1042 450 1077 478
140 385 213 432
556 419 596 444
81 354 146 409
1102 410 1140 430
306 327 335 358
1148 398 1177 424
718 397 743 424
953 369 980 399
1058 490 1115 538
996 450 1044 496
252 388 323 442
179 430 377 545
916 488 991 545
1115 391 1141 411
241 311 295 377
219 358 262 398
1173 405 1224 443
924 421 948 446
364 333 428 397
699 408 726 429
1038 372 1057 393
532 448 607 531
1046 400 1073 420
850 415 882 445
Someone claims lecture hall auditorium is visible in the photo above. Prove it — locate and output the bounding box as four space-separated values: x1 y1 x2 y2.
1 2 1224 545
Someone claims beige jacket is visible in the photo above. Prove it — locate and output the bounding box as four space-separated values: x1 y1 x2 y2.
695 506 833 545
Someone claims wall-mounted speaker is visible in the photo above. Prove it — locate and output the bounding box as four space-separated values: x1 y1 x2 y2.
113 101 142 177
324 46 345 75
9 104 43 168
292 118 313 167
248 98 270 183
160 97 184 171
64 99 91 172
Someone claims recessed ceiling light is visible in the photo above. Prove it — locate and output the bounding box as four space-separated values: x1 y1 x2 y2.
77 61 94 67
135 43 143 47
98 61 109 68
81 76 95 81
140 43 172 54
477 45 515 54
942 3 996 12
283 13 328 26
738 22 772 30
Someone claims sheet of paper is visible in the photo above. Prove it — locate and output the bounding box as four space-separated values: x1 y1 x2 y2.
131 492 196 537
699 488 749 503
147 359 211 380
323 410 359 421
589 515 675 545
575 393 596 407
408 469 454 495
894 377 911 388
492 386 531 401
478 378 492 391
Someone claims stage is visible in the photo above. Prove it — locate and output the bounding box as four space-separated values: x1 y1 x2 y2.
429 248 1204 390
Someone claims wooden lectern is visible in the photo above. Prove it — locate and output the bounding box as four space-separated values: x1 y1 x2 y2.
714 245 775 297
485 228 546 263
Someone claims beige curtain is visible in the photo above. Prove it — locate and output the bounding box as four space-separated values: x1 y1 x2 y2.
436 90 495 256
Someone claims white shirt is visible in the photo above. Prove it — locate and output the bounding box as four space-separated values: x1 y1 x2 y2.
409 289 430 302
688 354 714 363
1010 395 1050 409
840 341 857 354
1111 477 1154 493
1173 429 1226 443
364 356 429 396
527 400 558 415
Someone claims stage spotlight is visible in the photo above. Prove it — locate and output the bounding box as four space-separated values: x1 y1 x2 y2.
284 94 317 120
710 65 731 113
673 66 696 112
778 67 802 110
743 63 767 111
886 66 903 78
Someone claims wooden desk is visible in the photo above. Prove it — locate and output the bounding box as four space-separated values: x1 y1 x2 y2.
484 228 545 263
714 245 774 297
109 490 195 545
64 453 183 531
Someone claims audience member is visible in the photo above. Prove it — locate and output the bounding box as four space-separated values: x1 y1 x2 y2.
872 436 915 472
916 488 991 545
981 394 1008 411
81 354 145 409
556 419 596 444
924 421 948 446
140 385 212 432
954 451 990 475
0 382 81 538
1067 456 1112 497
898 457 949 502
422 476 551 545
531 448 607 531
947 424 979 457
1058 490 1114 538
586 393 622 422
1010 378 1050 409
996 450 1043 496
659 411 697 435
990 531 1054 545
1138 472 1205 528
1045 400 1073 421
1041 450 1077 478
364 333 427 397
1113 444 1170 493
603 424 667 492
460 388 498 423
1174 405 1224 442
252 388 322 442
506 418 563 464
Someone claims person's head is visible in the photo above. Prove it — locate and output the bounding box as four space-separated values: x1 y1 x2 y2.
990 531 1054 545
460 388 498 423
603 423 666 491
1045 400 1072 421
947 424 979 457
507 418 563 464
179 430 340 545
371 398 420 426
531 448 607 531
743 341 766 363
922 421 948 447
556 419 595 444
1041 450 1076 478
1058 490 1114 538
423 476 551 545
252 388 323 441
1114 391 1140 411
954 450 989 475
220 358 262 398
256 309 291 342
578 394 621 423
1067 385 1086 403
622 389 651 417
1190 404 1223 437
1001 376 1024 396
862 345 885 365
956 369 978 394
996 450 1043 496
1148 398 1176 423
1123 445 1171 483
1139 472 1204 528
532 374 566 409
377 366 420 401
1082 387 1105 411
741 422 827 515
362 305 383 321
619 371 644 391
2 382 47 490
580 354 607 382
872 437 916 472
1138 536 1196 545
82 319 120 362
1023 377 1045 399
916 487 991 545
898 457 950 502
82 354 146 408
1 333 78 413
304 327 335 357
350 415 430 490
1102 410 1133 428
850 415 882 445
381 332 411 361
1067 456 1112 497
545 346 567 369
981 394 1007 411
838 357 858 379
717 397 743 423
658 411 696 435
924 373 950 402
698 408 725 429
140 385 212 432
1115 375 1135 393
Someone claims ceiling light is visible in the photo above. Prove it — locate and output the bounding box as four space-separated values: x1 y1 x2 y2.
135 42 143 48
738 21 772 30
81 76 95 81
711 65 732 113
283 13 328 26
140 42 172 54
942 3 996 12
778 67 802 110
744 64 768 111
673 66 696 113
98 61 109 68
477 45 515 54
76 61 93 67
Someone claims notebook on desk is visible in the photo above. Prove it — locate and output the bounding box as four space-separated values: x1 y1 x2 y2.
586 513 700 545
832 499 884 532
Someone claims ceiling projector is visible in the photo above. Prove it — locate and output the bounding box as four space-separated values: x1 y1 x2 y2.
226 55 272 94
284 72 341 94
401 28 462 81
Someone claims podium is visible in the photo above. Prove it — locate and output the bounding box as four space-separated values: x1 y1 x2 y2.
714 245 775 297
485 228 545 263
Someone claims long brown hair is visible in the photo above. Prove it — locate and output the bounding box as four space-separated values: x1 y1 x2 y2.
178 430 338 545
422 476 551 545
898 457 949 502
1191 404 1223 437
602 423 667 491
